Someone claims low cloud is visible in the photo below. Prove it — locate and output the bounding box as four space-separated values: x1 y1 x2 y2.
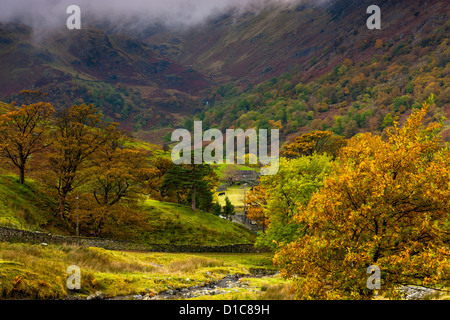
0 0 325 33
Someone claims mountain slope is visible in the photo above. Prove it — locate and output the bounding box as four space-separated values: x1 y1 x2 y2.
143 0 449 143
0 23 210 94
144 0 449 84
0 23 211 139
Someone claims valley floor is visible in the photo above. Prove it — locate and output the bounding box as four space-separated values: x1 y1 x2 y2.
0 242 291 300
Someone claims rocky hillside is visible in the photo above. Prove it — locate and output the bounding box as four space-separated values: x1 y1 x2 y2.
144 0 449 84
0 23 210 136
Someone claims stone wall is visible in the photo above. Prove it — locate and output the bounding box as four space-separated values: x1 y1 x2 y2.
0 226 270 253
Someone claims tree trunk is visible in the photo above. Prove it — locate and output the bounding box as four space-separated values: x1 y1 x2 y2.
191 188 196 211
58 194 66 220
19 165 25 184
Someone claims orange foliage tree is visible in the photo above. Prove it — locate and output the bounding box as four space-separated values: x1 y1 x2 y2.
83 131 151 236
274 95 450 299
282 130 346 159
245 185 268 232
0 91 54 184
44 104 117 220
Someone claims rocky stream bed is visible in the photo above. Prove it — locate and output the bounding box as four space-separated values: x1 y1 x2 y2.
81 275 444 301
83 272 276 301
77 272 439 300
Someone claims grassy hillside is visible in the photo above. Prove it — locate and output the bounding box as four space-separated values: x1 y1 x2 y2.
0 175 57 231
0 102 12 114
139 200 255 245
0 174 255 245
0 100 255 246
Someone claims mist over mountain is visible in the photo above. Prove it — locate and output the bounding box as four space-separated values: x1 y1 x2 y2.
0 0 328 34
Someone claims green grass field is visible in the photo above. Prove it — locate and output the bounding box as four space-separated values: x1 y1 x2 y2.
215 185 251 211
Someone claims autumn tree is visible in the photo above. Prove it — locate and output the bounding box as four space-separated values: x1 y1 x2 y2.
245 185 268 232
275 96 450 299
45 104 117 220
281 130 346 159
72 195 150 239
85 131 151 236
0 91 54 184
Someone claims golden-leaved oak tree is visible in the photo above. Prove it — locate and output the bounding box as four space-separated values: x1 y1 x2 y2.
82 131 151 236
0 91 54 184
282 130 346 159
44 104 117 220
275 96 450 299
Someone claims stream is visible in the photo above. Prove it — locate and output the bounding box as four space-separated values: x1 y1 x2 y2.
106 271 277 300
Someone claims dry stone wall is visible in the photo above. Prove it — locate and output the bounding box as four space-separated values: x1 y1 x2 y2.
0 226 269 253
